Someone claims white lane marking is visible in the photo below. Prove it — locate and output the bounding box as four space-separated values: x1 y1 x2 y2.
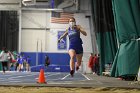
47 73 61 76
8 78 20 80
81 73 90 80
9 74 38 79
61 74 70 80
8 81 22 83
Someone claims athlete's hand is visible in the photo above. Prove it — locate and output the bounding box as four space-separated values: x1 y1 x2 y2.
74 25 81 31
58 39 60 43
75 25 87 36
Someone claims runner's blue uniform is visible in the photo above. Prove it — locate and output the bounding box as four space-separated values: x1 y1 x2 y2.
68 27 83 54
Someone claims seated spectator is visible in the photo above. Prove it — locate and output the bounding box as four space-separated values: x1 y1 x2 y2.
45 55 50 67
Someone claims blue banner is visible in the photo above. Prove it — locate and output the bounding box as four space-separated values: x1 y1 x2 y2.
58 31 67 50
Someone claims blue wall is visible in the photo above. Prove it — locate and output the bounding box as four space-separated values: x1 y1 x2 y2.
21 52 70 66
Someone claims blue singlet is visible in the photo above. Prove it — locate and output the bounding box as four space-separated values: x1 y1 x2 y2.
68 27 83 54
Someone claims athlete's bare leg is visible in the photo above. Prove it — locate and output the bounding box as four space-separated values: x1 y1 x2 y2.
69 49 76 76
76 53 83 70
69 49 76 70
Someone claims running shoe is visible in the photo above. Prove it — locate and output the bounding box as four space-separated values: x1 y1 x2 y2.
70 70 74 77
75 62 79 71
76 66 79 71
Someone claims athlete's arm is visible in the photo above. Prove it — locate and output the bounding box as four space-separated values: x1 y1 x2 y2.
58 28 68 43
77 25 87 36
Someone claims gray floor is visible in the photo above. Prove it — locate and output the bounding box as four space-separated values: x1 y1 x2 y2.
0 71 88 84
0 71 139 89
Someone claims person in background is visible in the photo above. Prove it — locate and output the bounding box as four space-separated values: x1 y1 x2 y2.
8 51 15 71
17 55 24 72
93 54 100 75
88 53 94 73
26 56 31 72
15 57 19 71
45 55 50 67
21 53 27 71
0 47 10 73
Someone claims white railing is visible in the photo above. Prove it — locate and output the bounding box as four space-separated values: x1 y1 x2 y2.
22 0 36 6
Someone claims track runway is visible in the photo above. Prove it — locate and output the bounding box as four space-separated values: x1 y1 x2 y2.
0 71 139 89
0 71 91 85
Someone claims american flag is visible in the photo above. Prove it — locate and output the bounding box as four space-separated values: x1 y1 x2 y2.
51 12 74 24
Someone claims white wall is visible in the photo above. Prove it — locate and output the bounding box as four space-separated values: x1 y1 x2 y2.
22 11 51 29
21 10 51 52
0 0 18 3
0 0 20 10
21 30 46 52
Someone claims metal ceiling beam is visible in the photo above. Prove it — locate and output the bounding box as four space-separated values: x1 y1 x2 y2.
22 7 63 12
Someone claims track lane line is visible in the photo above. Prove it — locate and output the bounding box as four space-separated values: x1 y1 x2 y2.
81 73 90 80
61 74 70 80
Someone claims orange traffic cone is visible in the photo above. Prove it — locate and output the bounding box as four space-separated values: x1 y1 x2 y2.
37 69 46 84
